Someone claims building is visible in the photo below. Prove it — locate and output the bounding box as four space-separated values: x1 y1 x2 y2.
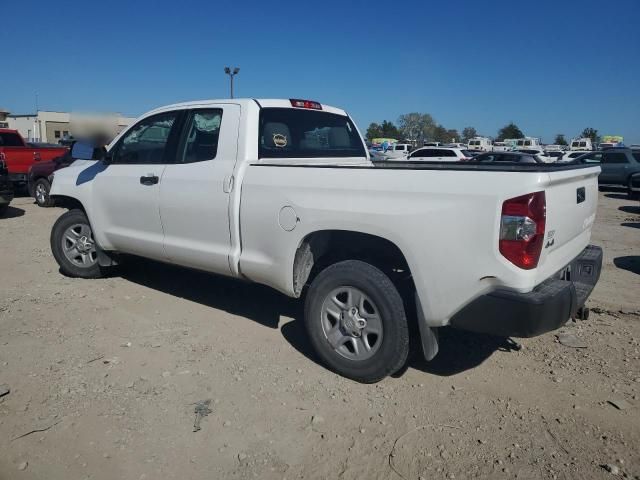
0 108 9 128
6 110 136 143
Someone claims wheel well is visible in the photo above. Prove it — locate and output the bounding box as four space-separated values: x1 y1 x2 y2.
292 230 414 297
50 195 85 212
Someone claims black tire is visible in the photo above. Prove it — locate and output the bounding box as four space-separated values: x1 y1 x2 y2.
628 177 639 199
50 209 105 278
34 178 55 207
304 260 409 383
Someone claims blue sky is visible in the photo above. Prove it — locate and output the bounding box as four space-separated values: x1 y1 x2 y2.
2 0 639 143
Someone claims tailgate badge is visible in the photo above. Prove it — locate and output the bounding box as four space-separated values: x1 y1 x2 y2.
545 230 555 249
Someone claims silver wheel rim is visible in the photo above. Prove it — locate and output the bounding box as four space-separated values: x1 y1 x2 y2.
35 183 47 204
320 286 383 361
62 223 97 268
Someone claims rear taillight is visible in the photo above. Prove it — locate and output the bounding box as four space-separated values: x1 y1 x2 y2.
499 191 546 269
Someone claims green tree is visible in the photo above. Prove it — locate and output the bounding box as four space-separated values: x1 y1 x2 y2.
461 127 477 143
431 125 449 143
380 120 401 139
554 134 568 146
366 122 383 140
496 122 524 141
580 128 599 144
446 129 460 143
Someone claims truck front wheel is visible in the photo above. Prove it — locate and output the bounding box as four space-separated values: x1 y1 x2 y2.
34 178 55 207
50 209 105 278
304 260 409 383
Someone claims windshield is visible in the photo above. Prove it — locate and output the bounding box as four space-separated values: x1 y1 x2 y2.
259 108 365 159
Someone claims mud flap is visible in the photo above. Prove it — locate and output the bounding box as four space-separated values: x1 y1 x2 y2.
415 293 439 361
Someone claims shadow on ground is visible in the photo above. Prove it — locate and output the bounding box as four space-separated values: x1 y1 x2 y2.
621 222 640 229
120 256 298 329
0 206 25 218
118 256 512 379
619 205 640 215
614 256 640 275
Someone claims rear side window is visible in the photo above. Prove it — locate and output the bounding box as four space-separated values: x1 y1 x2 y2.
602 152 629 164
633 152 640 163
440 149 457 157
258 108 365 159
410 149 436 158
0 132 24 146
179 109 222 163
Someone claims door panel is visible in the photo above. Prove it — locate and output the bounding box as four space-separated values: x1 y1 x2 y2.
160 105 240 274
91 111 181 259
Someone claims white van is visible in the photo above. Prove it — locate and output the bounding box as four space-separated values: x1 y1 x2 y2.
570 138 592 151
492 141 509 152
516 137 541 148
467 137 492 151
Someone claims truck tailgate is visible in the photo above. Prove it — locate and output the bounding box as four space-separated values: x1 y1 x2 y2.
534 166 600 283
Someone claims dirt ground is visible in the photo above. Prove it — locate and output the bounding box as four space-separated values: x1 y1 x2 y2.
1 190 638 480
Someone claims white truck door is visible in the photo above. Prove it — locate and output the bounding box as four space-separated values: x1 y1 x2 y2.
159 105 240 274
90 110 182 260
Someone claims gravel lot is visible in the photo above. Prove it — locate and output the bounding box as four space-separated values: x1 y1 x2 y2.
0 190 638 480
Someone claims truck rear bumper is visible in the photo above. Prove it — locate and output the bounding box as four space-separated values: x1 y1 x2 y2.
449 245 603 337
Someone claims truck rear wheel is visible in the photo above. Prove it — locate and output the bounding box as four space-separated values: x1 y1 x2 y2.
50 209 105 278
34 178 55 207
304 260 409 383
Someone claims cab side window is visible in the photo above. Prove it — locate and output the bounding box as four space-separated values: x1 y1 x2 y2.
179 110 223 163
112 112 178 165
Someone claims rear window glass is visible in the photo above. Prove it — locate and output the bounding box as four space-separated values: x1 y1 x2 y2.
259 108 365 159
0 132 24 147
632 153 640 163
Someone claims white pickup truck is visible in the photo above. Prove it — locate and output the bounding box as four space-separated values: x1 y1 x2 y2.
49 98 603 383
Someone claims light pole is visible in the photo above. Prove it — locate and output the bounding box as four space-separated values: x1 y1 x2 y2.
224 67 240 98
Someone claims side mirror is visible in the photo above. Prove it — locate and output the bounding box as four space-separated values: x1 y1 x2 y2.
71 141 95 160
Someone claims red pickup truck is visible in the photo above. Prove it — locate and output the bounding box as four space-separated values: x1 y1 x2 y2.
0 129 68 189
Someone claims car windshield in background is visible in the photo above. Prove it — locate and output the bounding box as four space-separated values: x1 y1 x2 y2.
461 150 474 157
517 149 540 154
259 108 366 159
0 132 24 146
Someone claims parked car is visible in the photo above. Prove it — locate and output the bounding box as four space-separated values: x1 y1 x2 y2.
470 151 542 163
28 150 75 207
575 148 640 195
492 141 509 152
406 147 473 161
561 150 595 162
0 157 14 216
48 98 602 383
382 143 413 160
516 148 555 163
0 129 68 190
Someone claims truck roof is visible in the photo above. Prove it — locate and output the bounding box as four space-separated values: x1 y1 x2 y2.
146 99 348 117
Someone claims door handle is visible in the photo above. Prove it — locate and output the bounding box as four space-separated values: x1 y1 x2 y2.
140 174 159 185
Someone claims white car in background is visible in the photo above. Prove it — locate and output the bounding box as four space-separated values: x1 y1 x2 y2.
383 143 413 159
407 146 473 162
516 148 555 163
561 150 594 162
